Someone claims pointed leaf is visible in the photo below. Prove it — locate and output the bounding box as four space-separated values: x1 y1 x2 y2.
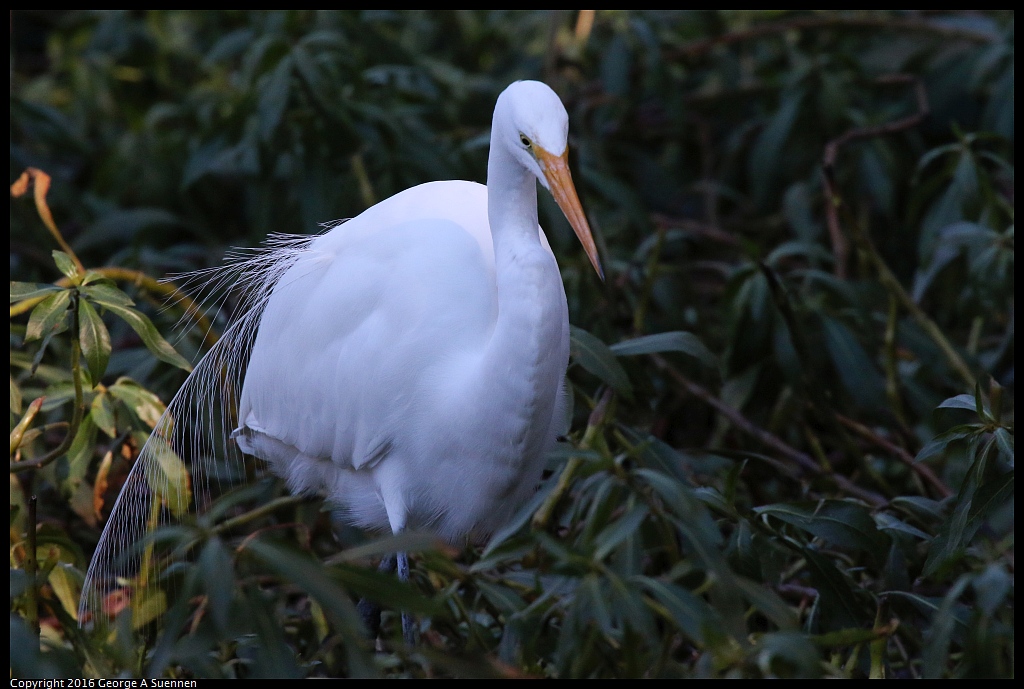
755 500 889 556
52 251 80 281
81 283 135 308
96 302 192 371
610 331 718 369
10 282 61 303
25 290 71 342
78 298 111 385
937 393 983 413
139 432 191 518
109 378 166 428
570 326 632 398
90 392 117 438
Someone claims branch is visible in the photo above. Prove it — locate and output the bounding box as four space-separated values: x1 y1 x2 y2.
835 414 952 498
11 266 218 351
820 75 975 388
651 354 887 506
671 14 996 61
11 168 85 274
822 74 930 279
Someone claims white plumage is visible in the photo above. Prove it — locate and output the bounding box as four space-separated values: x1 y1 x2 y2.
83 81 601 638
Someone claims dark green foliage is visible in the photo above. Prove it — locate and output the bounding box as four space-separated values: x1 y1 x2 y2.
11 10 1013 678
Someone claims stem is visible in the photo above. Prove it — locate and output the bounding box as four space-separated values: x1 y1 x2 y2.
213 494 306 535
11 266 217 351
11 168 85 274
835 414 951 497
140 496 162 589
883 294 909 427
533 388 613 530
633 222 666 333
26 494 39 640
819 75 976 389
10 294 85 473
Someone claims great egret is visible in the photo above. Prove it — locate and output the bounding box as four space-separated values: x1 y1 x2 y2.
82 80 602 644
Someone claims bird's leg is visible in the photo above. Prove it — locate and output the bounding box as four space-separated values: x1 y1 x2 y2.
396 550 417 646
356 554 396 638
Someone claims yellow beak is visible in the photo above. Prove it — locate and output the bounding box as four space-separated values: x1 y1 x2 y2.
536 147 604 280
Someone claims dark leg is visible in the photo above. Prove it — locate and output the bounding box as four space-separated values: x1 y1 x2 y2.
356 554 396 637
397 550 417 645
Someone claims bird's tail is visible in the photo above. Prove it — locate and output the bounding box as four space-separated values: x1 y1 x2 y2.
78 231 324 625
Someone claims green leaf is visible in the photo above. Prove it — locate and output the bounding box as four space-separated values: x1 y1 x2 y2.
993 428 1013 462
803 549 866 631
78 298 111 385
891 496 947 523
924 436 994 574
52 251 80 281
109 378 166 428
80 283 135 307
243 539 375 677
47 564 82 621
10 282 61 303
634 576 718 644
749 90 803 208
10 376 22 415
966 470 1013 532
65 414 98 493
25 290 71 342
95 302 192 372
820 316 885 409
755 500 890 556
922 574 973 678
569 326 632 399
915 429 973 463
618 427 691 483
937 393 984 413
197 538 235 631
594 504 648 561
258 54 293 140
90 392 117 438
753 632 823 678
972 564 1012 617
873 512 931 540
140 432 192 518
731 576 798 631
610 331 718 369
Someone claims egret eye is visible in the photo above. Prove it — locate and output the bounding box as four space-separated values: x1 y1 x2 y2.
520 134 532 148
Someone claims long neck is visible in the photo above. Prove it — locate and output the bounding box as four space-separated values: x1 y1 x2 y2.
474 131 568 458
486 133 541 255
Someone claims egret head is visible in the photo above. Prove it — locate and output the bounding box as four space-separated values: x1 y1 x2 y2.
495 80 603 279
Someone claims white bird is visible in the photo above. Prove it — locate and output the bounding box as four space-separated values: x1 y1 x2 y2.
82 80 602 643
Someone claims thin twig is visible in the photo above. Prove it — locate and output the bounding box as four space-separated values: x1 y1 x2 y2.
835 414 952 498
651 213 740 247
670 15 996 61
820 75 976 389
822 74 930 279
26 494 39 639
214 494 307 535
651 354 887 506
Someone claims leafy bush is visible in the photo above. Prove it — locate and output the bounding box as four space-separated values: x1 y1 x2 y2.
11 10 1013 678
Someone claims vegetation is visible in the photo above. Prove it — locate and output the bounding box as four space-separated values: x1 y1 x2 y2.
10 10 1014 678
